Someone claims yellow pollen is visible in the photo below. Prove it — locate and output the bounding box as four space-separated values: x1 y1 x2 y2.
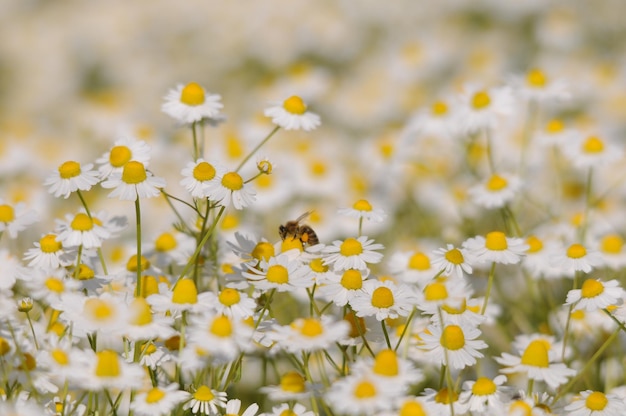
172 279 198 304
601 234 623 253
130 297 153 326
193 385 215 401
140 275 160 298
109 146 132 167
45 277 64 293
582 136 604 153
218 288 241 306
371 286 394 309
155 232 177 252
340 269 363 290
221 172 243 191
444 248 464 265
527 68 547 87
486 174 508 191
471 377 497 395
51 349 69 366
399 400 427 416
485 231 508 251
145 387 166 404
424 281 448 301
210 315 233 337
580 279 604 298
440 325 465 350
340 238 363 256
251 242 275 261
126 255 150 272
566 243 587 259
586 391 608 411
95 350 120 377
521 340 550 367
121 161 147 184
85 298 114 321
193 162 216 182
280 371 306 393
309 258 328 273
297 318 324 337
408 252 430 270
373 349 399 376
0 337 11 355
71 213 93 231
472 91 491 109
435 388 458 404
266 264 289 284
354 380 376 398
352 199 372 211
58 161 81 179
283 96 307 115
0 204 14 223
40 234 62 253
432 100 448 116
545 119 564 134
526 236 543 253
180 82 205 106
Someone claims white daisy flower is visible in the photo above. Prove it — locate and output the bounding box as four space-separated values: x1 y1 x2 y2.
415 276 474 316
180 158 226 199
124 297 176 342
454 84 515 135
147 278 213 316
182 385 227 415
259 371 313 402
562 133 622 170
387 248 438 286
431 243 473 279
521 235 564 280
223 399 260 416
201 287 257 320
266 315 350 353
468 172 523 209
242 253 314 292
325 373 399 416
550 242 603 277
130 383 190 416
316 268 369 307
0 200 38 239
595 233 626 270
509 68 571 104
43 160 100 199
459 375 508 415
349 279 416 321
204 170 256 210
463 231 529 265
23 233 70 270
81 349 146 391
55 211 110 249
322 236 384 271
565 278 623 312
22 267 81 306
563 390 626 416
0 249 21 290
264 403 315 416
162 82 224 124
351 348 424 392
96 136 151 180
419 322 488 370
56 292 130 339
101 160 166 200
337 199 387 223
264 95 321 131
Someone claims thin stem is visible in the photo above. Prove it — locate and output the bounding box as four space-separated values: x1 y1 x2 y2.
381 320 392 349
25 312 39 350
481 262 497 315
191 121 199 160
76 190 92 218
236 126 280 173
134 197 142 297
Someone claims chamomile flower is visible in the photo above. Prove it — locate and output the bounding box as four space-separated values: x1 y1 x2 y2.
322 236 384 271
57 292 130 340
325 373 399 415
0 200 38 239
459 375 508 415
565 278 623 312
563 390 626 415
147 278 213 315
521 235 563 280
416 276 474 316
162 82 224 124
550 242 603 276
338 199 387 223
202 287 257 320
267 315 350 353
468 172 523 209
351 348 424 391
44 160 100 199
388 248 438 285
454 84 515 135
204 170 256 210
349 279 416 321
24 233 69 270
131 383 190 416
242 253 314 292
264 95 321 131
101 160 166 200
96 136 151 180
144 229 196 268
81 349 146 391
182 385 227 415
563 134 622 170
595 233 626 270
180 158 226 199
0 249 21 290
186 312 254 363
264 403 315 416
260 371 312 402
431 244 473 279
223 399 260 416
419 322 488 370
509 68 571 103
55 211 110 249
463 231 529 265
124 297 176 342
22 267 81 306
316 268 369 307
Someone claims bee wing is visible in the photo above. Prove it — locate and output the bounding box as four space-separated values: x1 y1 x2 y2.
294 211 314 223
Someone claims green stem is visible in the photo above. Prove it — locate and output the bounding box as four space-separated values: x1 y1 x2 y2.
481 262 497 315
381 320 392 349
76 190 92 218
25 312 39 350
191 121 199 160
134 197 142 297
236 126 280 173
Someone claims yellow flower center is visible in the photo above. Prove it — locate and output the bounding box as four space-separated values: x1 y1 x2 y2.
520 340 550 367
193 385 215 401
221 172 243 191
58 161 81 179
45 277 64 293
121 161 147 184
95 350 120 377
40 234 62 253
566 243 587 259
77 264 95 280
399 400 427 416
109 146 132 168
0 204 15 223
280 372 306 393
509 400 532 415
442 298 467 314
281 237 304 252
309 258 328 273
472 91 491 110
85 298 114 321
279 411 296 416
371 286 394 309
145 387 166 404
601 234 623 254
486 174 508 191
251 242 275 261
580 279 604 298
283 96 307 115
155 232 177 252
440 325 465 350
354 380 376 398
424 281 448 301
435 388 457 404
180 82 205 106
340 238 363 256
218 288 241 306
193 162 216 182
432 101 448 116
408 252 430 270
571 309 586 321
485 231 508 251
444 248 464 265
0 337 11 355
172 279 198 304
126 255 150 272
527 68 547 87
526 236 543 253
297 318 323 337
582 136 604 153
472 377 497 395
340 269 363 290
140 275 160 298
71 213 93 231
352 199 372 211
266 264 289 284
310 160 327 176
373 349 398 376
130 297 153 325
210 315 233 337
586 391 608 411
545 119 564 134
51 349 69 366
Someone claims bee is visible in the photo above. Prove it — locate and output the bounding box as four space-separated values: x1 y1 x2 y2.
278 211 319 247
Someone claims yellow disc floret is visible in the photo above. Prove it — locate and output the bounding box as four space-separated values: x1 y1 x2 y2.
485 231 508 251
340 238 363 256
283 96 307 115
193 162 216 182
121 161 147 184
109 146 132 167
58 161 81 179
371 286 394 308
221 172 243 191
180 82 205 106
0 204 15 223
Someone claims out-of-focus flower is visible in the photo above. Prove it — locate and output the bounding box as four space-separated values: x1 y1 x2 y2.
264 95 321 131
162 82 224 124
